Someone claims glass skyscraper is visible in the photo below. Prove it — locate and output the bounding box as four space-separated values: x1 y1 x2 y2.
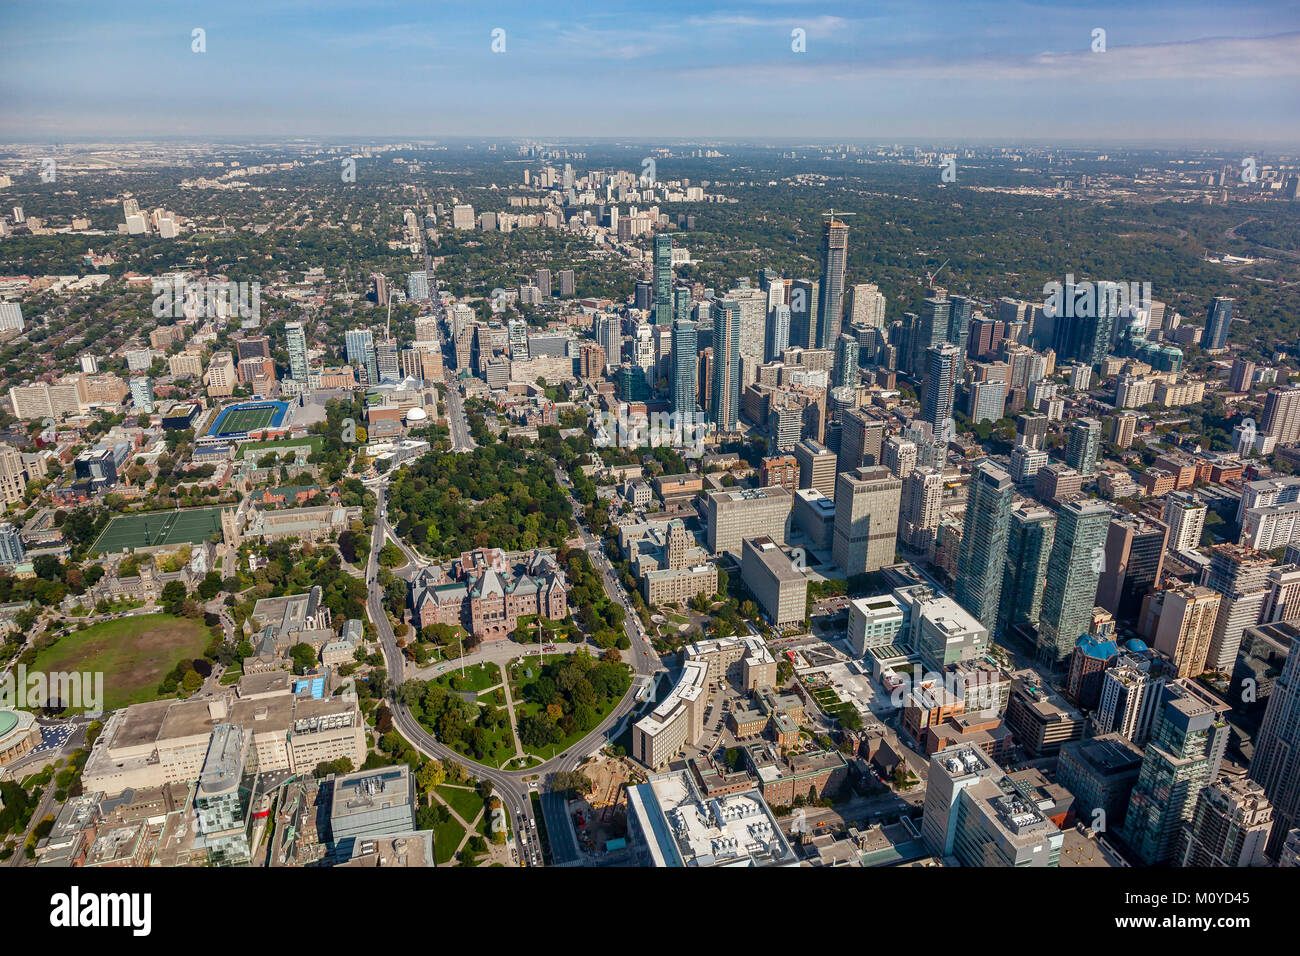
998 503 1057 638
1204 296 1234 351
710 300 741 431
1121 681 1229 866
955 462 1014 632
816 217 849 349
285 320 309 383
654 234 674 326
670 318 698 422
1038 496 1112 664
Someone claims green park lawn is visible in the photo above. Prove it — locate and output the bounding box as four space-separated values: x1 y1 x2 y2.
28 613 214 712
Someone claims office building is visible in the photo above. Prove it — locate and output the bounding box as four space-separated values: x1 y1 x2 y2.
1038 496 1112 664
1097 515 1168 622
1179 777 1273 867
832 466 901 575
704 486 791 560
955 462 1013 633
328 766 417 842
195 723 262 866
998 503 1056 638
1202 544 1273 673
1251 649 1300 858
741 536 807 628
0 522 26 566
922 745 1063 867
837 408 884 473
794 439 837 497
1057 735 1145 832
1121 681 1230 866
625 769 796 867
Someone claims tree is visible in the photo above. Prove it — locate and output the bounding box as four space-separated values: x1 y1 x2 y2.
160 580 188 614
416 759 446 793
181 670 203 693
289 642 317 675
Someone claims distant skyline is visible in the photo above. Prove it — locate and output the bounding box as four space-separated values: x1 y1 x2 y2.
2 0 1298 146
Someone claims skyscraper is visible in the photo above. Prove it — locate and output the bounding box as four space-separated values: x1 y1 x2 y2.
816 216 849 349
670 319 698 423
1204 296 1234 351
345 327 373 371
922 344 961 435
1179 778 1273 867
1064 417 1102 477
653 234 673 326
837 408 884 474
710 300 741 431
900 466 944 555
285 321 309 383
596 316 621 368
1262 385 1300 445
998 503 1057 638
833 334 858 389
1251 648 1300 858
1038 496 1112 664
789 278 818 351
1201 543 1273 673
832 466 901 575
1122 681 1229 866
912 294 952 377
1096 514 1168 623
766 305 791 363
946 294 973 357
955 462 1014 633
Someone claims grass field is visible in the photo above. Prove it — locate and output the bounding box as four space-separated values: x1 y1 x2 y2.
436 785 486 825
217 405 276 434
28 613 213 712
237 435 322 462
90 506 227 555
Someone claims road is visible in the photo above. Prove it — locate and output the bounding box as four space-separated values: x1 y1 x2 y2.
366 465 663 865
419 240 475 452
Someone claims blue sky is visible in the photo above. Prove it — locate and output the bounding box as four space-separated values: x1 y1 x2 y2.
2 0 1298 145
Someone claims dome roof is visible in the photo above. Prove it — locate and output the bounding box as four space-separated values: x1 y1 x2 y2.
405 406 428 422
1124 638 1149 654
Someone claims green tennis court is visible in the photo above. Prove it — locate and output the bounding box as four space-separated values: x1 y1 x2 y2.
90 506 228 555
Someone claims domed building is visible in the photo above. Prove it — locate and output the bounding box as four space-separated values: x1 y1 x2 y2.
0 708 41 766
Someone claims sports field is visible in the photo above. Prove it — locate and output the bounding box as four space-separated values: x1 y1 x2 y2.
207 400 290 438
90 506 227 555
218 404 276 433
28 613 213 712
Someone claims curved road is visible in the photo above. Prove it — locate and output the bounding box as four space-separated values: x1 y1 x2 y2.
364 423 663 867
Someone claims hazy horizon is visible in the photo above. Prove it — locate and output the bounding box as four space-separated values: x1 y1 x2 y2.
2 0 1298 147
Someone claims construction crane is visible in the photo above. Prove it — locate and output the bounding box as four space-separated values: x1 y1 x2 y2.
923 258 950 289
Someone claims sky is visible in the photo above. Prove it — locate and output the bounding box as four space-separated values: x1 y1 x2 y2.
1 0 1298 146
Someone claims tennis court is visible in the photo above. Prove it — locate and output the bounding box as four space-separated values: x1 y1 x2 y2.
90 506 228 555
